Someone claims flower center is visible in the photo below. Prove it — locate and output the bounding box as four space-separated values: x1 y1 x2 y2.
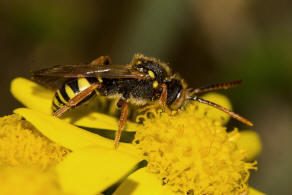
0 114 70 170
133 104 257 194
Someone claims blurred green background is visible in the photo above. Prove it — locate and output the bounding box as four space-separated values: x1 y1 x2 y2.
1 1 291 194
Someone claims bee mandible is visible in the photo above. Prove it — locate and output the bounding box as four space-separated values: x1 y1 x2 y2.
32 54 253 148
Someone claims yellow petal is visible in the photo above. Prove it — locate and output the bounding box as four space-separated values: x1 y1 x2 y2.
195 92 232 124
0 167 66 195
236 130 262 161
11 77 53 114
56 147 139 195
114 168 176 195
249 187 266 195
64 111 139 132
13 108 140 158
11 77 139 131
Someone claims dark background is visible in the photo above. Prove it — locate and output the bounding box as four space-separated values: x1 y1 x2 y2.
1 1 291 194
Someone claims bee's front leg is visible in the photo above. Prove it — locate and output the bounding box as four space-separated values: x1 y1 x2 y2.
114 98 128 149
160 84 167 107
137 84 169 113
159 84 172 114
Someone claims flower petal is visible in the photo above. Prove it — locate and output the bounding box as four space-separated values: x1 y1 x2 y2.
114 168 176 195
56 147 139 195
11 77 139 131
249 187 266 195
0 167 66 195
64 111 139 132
236 130 262 161
195 92 232 124
13 108 111 150
11 77 53 114
13 108 140 158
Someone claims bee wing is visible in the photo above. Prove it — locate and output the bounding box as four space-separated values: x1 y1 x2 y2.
32 64 149 79
32 76 70 90
32 64 149 89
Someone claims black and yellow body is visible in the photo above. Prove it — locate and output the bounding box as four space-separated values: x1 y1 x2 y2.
52 77 99 112
32 54 253 148
51 75 162 120
50 54 177 118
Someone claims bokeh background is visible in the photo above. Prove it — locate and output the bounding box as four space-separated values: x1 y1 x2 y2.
1 1 291 194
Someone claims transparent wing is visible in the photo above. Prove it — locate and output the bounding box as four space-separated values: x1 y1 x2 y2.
32 64 149 79
31 64 149 89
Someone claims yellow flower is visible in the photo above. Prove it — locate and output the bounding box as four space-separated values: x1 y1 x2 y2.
1 77 265 195
0 114 69 170
0 166 68 195
133 107 258 194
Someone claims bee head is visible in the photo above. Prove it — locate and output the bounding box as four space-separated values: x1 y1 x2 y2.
132 54 171 83
164 78 188 110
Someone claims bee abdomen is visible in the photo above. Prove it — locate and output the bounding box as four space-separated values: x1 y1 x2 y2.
52 77 99 112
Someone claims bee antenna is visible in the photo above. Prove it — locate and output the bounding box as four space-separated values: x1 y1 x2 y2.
190 80 242 95
187 96 253 126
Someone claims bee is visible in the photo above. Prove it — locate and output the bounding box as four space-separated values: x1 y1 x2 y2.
32 54 253 148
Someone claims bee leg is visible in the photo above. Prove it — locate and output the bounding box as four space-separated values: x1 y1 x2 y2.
90 56 112 65
114 98 128 149
53 83 101 117
160 84 172 114
160 84 167 107
138 84 168 113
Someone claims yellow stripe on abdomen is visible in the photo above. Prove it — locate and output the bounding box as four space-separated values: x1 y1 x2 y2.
53 96 64 108
57 90 68 104
65 84 76 99
77 78 91 91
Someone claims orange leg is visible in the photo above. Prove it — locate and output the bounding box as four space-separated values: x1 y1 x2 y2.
53 83 101 117
138 84 168 113
160 84 167 107
114 99 128 149
90 56 112 65
160 83 173 114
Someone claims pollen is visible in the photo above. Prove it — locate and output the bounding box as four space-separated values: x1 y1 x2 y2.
0 114 70 170
134 104 257 194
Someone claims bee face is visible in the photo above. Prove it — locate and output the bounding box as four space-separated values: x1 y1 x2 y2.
165 79 186 110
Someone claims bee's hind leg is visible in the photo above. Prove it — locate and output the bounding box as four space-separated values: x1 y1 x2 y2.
90 56 112 65
53 83 101 117
114 98 128 149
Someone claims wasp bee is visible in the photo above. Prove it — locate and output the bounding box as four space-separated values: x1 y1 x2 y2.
32 54 253 148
